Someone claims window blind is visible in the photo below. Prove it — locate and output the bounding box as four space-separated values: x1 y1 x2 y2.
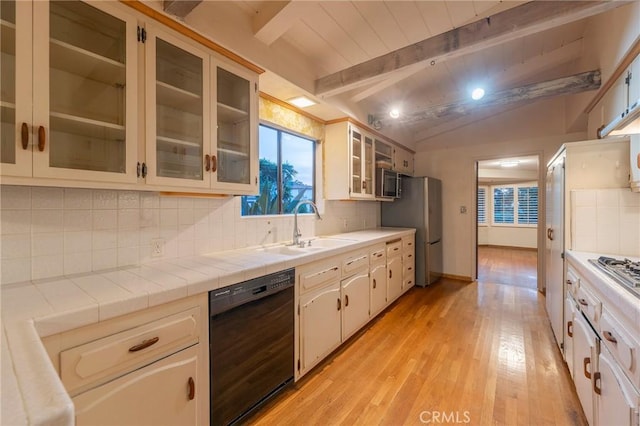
517 187 538 225
493 187 514 224
477 187 487 224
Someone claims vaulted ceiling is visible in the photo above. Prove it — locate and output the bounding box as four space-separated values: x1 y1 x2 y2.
169 1 632 147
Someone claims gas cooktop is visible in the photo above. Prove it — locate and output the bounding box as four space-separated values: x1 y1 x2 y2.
588 256 640 297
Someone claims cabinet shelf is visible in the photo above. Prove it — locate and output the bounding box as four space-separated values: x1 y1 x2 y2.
156 81 202 115
50 38 125 86
218 147 248 158
217 102 248 123
0 101 16 110
50 111 125 141
157 135 201 149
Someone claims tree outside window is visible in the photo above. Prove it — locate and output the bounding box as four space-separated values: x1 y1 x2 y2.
241 124 315 216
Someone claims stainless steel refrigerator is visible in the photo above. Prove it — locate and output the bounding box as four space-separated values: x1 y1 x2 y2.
381 176 442 286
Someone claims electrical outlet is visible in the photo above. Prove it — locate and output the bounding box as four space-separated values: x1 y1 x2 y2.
151 238 164 257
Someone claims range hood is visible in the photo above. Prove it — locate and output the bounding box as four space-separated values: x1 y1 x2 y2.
598 97 640 138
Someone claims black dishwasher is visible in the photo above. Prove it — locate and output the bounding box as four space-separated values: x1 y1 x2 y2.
209 268 295 426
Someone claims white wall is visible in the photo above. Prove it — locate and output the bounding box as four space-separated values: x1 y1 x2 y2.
414 98 586 280
0 186 379 286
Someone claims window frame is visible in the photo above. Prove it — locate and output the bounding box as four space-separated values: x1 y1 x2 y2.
241 123 317 216
490 182 538 228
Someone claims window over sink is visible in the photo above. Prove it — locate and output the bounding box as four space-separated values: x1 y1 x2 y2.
241 124 316 216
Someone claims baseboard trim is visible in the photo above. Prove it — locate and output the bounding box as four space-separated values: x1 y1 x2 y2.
441 273 473 282
478 244 537 252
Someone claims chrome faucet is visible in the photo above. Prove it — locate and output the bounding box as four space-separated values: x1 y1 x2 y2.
291 200 322 246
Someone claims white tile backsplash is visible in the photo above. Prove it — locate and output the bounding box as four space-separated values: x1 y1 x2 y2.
0 186 380 285
571 188 640 256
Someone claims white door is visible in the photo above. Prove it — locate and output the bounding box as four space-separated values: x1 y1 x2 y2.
370 263 387 317
545 155 564 350
73 345 198 426
145 24 210 189
387 256 403 302
573 313 597 425
341 271 370 340
32 1 139 183
596 346 640 426
299 282 341 374
0 0 33 177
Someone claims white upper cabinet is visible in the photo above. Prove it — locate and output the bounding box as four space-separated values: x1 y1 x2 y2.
393 146 414 176
145 25 209 188
212 60 258 194
2 0 139 183
1 0 259 195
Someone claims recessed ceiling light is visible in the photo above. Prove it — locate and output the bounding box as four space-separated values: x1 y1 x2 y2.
471 88 485 100
389 108 400 119
500 160 519 168
287 96 316 108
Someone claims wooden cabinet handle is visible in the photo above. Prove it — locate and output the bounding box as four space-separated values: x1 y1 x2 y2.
188 377 195 400
137 162 141 178
567 320 573 337
373 279 377 289
389 270 392 279
603 330 617 344
583 357 591 379
593 372 601 395
566 279 572 287
548 228 554 241
141 162 148 178
578 298 588 307
345 295 349 307
337 298 341 311
205 154 211 172
37 126 45 152
211 155 217 172
128 336 159 352
21 123 29 150
637 152 640 169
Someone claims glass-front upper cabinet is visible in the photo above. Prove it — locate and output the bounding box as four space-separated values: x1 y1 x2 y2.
1 0 32 177
145 25 210 188
28 1 139 182
348 125 374 199
213 61 258 194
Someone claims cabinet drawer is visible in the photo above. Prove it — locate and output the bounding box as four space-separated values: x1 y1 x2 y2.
61 307 200 395
600 309 639 388
402 235 414 251
566 268 580 297
575 284 601 325
403 259 415 278
342 250 369 276
402 251 414 265
386 240 402 258
299 258 341 293
370 246 386 266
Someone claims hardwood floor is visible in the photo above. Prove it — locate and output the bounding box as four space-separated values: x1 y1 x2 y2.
248 279 586 426
477 246 538 289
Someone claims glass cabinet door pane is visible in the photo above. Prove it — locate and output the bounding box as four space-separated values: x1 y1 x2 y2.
155 39 204 180
217 67 250 184
48 1 127 173
0 0 16 165
351 129 362 194
364 135 373 195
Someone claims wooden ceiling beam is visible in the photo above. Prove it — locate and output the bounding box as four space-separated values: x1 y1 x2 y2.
163 0 202 18
253 1 307 46
381 70 601 126
315 1 627 98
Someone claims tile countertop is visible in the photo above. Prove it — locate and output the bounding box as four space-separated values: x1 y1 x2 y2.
1 227 414 426
566 250 640 336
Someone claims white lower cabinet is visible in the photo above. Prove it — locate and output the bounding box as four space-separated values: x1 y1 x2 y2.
573 312 598 426
299 281 342 375
341 271 370 340
596 345 640 426
565 295 577 378
370 262 387 317
73 345 198 426
387 255 403 302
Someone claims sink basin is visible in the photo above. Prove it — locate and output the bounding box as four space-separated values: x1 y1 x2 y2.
256 237 356 256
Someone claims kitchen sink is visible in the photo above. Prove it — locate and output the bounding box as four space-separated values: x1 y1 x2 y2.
257 237 356 256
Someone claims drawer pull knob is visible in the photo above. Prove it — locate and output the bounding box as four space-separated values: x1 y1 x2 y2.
567 320 573 337
578 298 588 307
188 377 195 400
603 330 617 344
128 336 160 352
593 372 601 395
583 357 591 379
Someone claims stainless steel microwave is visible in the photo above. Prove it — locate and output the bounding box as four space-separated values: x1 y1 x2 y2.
376 168 401 199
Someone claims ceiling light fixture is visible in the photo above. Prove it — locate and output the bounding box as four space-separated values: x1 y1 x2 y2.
389 108 400 119
471 88 485 100
287 96 316 108
500 160 520 168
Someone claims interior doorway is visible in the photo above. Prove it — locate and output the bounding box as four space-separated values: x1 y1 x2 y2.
476 155 539 289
